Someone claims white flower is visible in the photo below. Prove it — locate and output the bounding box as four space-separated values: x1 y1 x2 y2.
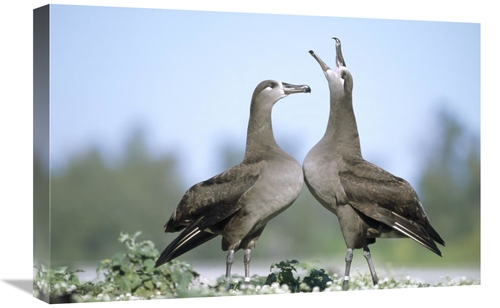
66 284 77 292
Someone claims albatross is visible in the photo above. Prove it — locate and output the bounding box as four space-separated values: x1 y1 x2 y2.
155 79 311 288
303 38 445 290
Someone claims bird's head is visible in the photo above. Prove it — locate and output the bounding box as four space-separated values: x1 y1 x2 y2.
309 37 353 100
251 80 311 108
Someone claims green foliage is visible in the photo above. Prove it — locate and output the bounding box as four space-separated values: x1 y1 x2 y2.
33 264 85 303
33 233 480 303
216 260 332 293
95 232 198 299
34 232 199 303
262 259 333 292
265 259 302 292
211 274 268 293
210 260 478 295
302 269 334 291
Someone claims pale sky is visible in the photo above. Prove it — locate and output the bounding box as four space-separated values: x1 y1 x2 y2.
48 5 480 188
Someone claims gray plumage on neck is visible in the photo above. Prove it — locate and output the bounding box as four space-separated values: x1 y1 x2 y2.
308 48 360 157
245 80 311 162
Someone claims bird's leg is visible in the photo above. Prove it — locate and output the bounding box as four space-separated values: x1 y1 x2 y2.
225 249 235 290
363 246 379 285
342 248 353 291
243 248 251 284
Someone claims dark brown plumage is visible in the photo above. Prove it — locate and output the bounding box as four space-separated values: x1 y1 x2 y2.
155 80 311 288
303 38 444 290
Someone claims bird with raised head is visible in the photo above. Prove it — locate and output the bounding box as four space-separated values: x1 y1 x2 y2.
303 38 445 290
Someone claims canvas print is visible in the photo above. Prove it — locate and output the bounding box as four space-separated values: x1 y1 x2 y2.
33 4 480 304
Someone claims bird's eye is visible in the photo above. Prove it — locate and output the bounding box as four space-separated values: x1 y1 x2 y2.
267 82 275 89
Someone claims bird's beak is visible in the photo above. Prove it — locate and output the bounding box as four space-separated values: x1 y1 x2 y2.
332 37 346 68
309 37 346 72
309 50 331 72
282 82 311 95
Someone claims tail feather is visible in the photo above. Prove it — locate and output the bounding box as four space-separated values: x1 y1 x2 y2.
425 223 445 247
155 229 217 268
390 212 442 256
352 204 443 256
155 216 218 268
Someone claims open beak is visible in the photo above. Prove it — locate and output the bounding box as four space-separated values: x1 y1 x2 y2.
282 82 311 95
333 37 346 67
308 50 331 72
309 37 346 72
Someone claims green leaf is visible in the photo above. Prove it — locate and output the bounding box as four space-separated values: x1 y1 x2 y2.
143 258 155 272
144 280 154 290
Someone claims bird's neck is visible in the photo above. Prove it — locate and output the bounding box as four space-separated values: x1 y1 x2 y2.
321 97 362 157
244 103 280 161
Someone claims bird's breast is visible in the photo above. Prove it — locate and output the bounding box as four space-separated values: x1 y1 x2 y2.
265 157 304 200
303 147 343 214
244 157 303 216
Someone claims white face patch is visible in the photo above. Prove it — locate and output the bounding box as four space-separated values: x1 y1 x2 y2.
324 69 336 79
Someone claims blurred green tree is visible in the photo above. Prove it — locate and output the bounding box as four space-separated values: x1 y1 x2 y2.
362 109 480 267
49 127 184 266
417 110 480 265
34 156 50 267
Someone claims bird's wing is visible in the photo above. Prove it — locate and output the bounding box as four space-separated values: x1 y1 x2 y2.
164 161 263 232
155 162 263 267
340 158 427 221
339 158 444 254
